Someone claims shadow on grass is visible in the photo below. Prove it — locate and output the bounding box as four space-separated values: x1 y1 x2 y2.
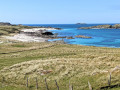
0 44 56 54
99 84 120 90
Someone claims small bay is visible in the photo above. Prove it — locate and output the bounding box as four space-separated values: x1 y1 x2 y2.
26 24 120 48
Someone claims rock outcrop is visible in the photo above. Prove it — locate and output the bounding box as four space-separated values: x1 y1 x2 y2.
55 28 61 30
75 35 92 38
78 24 120 29
66 36 74 39
112 24 120 29
0 22 11 26
42 32 54 35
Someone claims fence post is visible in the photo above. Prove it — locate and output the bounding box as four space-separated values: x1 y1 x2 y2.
45 78 49 90
71 84 73 90
36 77 38 89
26 77 28 87
108 72 111 87
55 80 59 90
2 77 5 83
69 81 73 90
88 81 92 90
1 76 5 88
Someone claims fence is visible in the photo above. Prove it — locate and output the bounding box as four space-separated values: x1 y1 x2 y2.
1 71 120 90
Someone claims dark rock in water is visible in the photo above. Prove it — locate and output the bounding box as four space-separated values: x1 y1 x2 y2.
42 32 54 35
55 28 62 30
80 27 92 29
54 36 66 39
78 24 120 29
75 35 92 38
0 22 11 26
91 25 112 29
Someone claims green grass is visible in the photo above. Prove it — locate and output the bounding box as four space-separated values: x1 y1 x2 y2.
0 25 120 90
0 42 120 90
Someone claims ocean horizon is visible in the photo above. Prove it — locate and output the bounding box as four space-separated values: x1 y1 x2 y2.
25 24 120 48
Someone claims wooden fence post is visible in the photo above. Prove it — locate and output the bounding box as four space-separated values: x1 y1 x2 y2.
2 77 5 83
36 77 38 89
108 72 111 87
71 84 73 90
69 81 73 90
88 81 92 90
1 76 5 88
26 77 28 87
55 80 59 90
45 78 49 90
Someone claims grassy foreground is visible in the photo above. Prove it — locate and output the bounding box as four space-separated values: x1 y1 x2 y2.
0 42 120 90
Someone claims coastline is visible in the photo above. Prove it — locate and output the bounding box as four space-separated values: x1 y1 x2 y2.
1 24 120 48
4 27 58 42
1 25 120 90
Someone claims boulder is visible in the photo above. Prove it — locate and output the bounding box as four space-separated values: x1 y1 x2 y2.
42 32 54 35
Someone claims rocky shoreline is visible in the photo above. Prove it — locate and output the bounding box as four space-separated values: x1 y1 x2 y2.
78 24 120 29
6 27 92 42
6 27 61 42
0 22 93 43
0 22 63 43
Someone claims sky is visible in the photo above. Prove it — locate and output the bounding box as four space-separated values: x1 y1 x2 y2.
0 0 120 24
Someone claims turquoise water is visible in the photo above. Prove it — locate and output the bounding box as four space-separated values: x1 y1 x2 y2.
26 24 120 48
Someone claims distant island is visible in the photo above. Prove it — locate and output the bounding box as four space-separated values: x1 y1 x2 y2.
78 24 120 29
76 23 87 25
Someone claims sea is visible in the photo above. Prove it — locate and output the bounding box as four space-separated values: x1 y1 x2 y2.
25 24 120 48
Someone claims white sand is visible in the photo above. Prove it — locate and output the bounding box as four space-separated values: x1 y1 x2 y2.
6 28 56 42
0 41 3 44
7 34 48 42
21 28 56 32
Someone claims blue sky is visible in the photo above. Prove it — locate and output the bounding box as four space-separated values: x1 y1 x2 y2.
0 0 120 24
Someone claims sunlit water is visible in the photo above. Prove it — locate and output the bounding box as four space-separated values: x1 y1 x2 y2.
26 24 120 48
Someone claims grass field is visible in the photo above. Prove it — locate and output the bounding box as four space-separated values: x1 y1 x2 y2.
0 41 120 90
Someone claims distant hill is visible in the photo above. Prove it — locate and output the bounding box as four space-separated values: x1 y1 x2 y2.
0 22 11 26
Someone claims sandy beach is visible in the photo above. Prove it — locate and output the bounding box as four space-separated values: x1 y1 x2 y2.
5 27 57 42
0 41 3 44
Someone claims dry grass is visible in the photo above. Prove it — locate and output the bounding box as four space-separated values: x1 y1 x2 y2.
0 42 120 90
0 25 37 36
